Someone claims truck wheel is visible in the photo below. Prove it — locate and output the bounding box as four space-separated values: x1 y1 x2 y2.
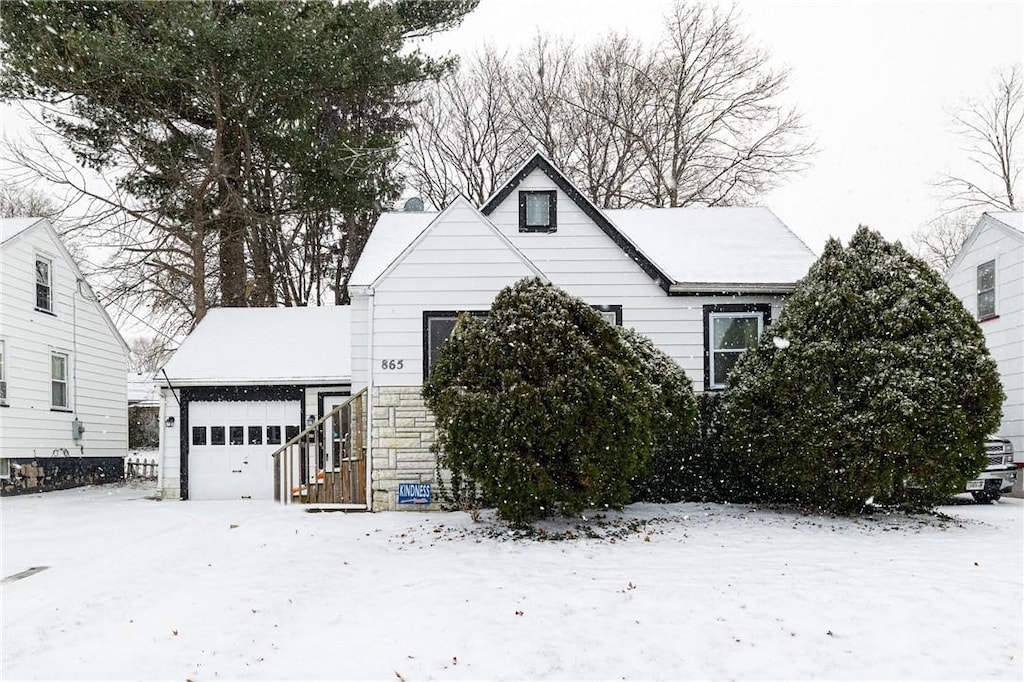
971 492 993 504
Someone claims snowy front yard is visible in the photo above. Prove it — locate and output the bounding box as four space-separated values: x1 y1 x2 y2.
2 484 1021 681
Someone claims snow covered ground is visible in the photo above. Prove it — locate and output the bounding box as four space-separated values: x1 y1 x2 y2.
2 483 1021 681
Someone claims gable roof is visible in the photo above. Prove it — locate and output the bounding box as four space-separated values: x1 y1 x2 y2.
350 195 545 288
0 217 46 244
159 306 351 385
945 211 1024 279
1 217 130 355
986 211 1024 235
607 207 816 292
480 152 675 291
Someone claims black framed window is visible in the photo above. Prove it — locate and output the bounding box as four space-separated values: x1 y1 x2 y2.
192 426 207 446
703 304 771 391
423 310 488 380
592 304 622 326
285 425 300 442
229 426 244 445
210 426 226 445
35 256 52 312
248 426 263 445
518 190 557 233
977 260 996 319
267 425 282 445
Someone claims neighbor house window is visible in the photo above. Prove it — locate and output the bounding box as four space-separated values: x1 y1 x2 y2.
0 340 7 405
518 190 557 233
422 310 487 380
51 351 69 409
703 304 771 390
36 256 53 312
977 260 996 320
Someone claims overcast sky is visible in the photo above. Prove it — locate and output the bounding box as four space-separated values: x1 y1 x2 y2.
423 0 1024 253
1 0 1020 256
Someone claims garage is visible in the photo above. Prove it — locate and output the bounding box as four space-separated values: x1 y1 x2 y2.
187 400 301 500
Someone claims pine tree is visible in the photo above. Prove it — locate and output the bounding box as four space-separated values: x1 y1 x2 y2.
422 278 654 524
722 226 1003 513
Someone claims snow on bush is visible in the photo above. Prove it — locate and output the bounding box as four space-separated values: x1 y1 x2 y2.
422 278 654 524
721 226 1004 513
619 326 698 503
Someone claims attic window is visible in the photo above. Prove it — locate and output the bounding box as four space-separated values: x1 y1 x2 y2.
519 191 557 233
35 256 53 313
977 260 996 320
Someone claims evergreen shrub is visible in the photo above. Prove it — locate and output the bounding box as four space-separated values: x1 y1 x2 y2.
722 227 1004 513
621 327 698 503
422 278 654 524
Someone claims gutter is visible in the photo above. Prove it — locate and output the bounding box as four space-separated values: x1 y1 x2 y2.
668 282 797 295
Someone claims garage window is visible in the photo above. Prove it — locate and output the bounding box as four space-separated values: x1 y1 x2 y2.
285 425 300 442
210 426 226 445
267 425 282 444
248 426 263 445
192 427 207 445
229 426 244 445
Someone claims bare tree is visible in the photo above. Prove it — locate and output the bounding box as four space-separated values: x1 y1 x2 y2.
404 47 531 208
405 1 812 211
939 64 1022 213
911 210 976 271
0 183 66 220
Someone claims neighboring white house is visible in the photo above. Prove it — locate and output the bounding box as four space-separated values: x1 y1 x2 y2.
945 211 1024 459
0 217 129 494
348 152 816 511
156 306 351 501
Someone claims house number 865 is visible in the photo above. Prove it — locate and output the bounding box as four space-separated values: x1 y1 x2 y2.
381 359 404 370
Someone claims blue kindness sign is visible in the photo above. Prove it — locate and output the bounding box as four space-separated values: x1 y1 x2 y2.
398 482 431 505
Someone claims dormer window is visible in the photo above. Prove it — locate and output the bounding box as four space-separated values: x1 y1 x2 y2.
519 190 557 233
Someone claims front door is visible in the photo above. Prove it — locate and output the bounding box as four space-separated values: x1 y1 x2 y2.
319 393 365 505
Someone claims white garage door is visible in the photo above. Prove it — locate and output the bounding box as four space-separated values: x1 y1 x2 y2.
188 400 301 500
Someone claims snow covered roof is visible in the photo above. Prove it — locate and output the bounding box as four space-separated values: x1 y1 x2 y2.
127 372 161 405
986 211 1024 235
606 207 816 290
160 306 351 385
349 211 437 287
0 217 46 244
352 205 814 292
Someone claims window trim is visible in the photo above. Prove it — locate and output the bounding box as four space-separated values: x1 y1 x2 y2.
518 190 557 233
422 310 488 380
0 339 7 406
50 350 70 410
977 259 996 320
592 304 623 326
35 254 53 313
702 304 771 391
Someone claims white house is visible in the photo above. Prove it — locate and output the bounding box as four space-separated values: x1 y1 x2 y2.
157 153 816 507
156 306 351 501
0 217 129 494
945 211 1024 458
349 152 816 510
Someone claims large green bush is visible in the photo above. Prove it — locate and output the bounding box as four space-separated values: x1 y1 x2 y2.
722 227 1003 513
422 278 654 524
620 327 698 503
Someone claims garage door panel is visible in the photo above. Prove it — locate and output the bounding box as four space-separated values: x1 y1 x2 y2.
188 400 300 500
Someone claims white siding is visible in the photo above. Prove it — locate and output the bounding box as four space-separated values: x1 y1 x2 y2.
483 168 785 388
946 220 1024 453
350 292 370 388
367 202 540 387
157 388 181 499
0 225 128 460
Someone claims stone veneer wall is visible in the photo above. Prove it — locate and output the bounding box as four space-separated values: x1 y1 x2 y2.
370 386 441 511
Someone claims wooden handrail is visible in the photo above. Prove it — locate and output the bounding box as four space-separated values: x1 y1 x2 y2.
271 387 367 505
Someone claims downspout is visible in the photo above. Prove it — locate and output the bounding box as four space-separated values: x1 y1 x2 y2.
365 288 374 511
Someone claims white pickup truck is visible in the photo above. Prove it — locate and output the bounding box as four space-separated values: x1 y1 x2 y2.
966 438 1017 503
